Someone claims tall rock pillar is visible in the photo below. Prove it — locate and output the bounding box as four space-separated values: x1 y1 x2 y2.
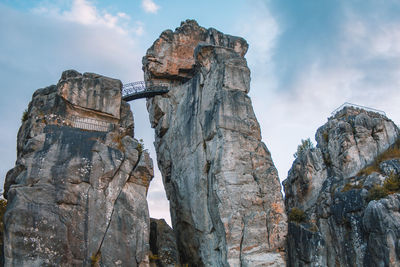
143 20 287 266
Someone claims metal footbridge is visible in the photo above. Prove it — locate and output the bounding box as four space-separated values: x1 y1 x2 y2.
122 81 169 102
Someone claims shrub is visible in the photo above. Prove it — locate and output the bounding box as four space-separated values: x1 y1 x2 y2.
383 172 400 193
90 252 101 266
21 109 29 123
294 138 314 158
367 185 388 202
137 138 144 154
341 182 362 192
288 207 306 223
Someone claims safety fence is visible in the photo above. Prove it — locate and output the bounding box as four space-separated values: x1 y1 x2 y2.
331 102 386 117
122 81 170 101
67 115 114 132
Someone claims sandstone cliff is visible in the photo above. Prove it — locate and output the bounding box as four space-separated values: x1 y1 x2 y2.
284 106 400 266
143 20 287 266
4 70 153 266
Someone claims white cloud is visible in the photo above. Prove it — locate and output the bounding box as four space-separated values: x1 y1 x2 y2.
235 0 400 182
141 0 160 14
32 0 144 35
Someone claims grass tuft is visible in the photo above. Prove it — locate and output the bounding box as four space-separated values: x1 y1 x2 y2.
358 139 400 176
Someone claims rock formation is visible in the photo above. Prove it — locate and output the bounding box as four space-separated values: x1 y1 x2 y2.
149 218 179 267
4 70 153 266
284 106 400 266
143 20 287 266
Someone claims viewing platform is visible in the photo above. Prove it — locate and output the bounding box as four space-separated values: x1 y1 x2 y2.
331 102 386 117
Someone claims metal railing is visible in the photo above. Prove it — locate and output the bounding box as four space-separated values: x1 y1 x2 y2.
67 115 114 132
331 102 386 117
122 81 147 96
122 81 170 101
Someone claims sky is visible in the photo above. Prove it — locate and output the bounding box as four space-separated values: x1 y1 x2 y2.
1 0 400 225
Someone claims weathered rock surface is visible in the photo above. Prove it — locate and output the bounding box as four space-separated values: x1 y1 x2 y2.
4 70 153 266
143 20 287 266
149 218 179 267
58 70 122 119
284 106 400 266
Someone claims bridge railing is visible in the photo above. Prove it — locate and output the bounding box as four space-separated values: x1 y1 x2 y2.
331 102 386 117
122 81 170 98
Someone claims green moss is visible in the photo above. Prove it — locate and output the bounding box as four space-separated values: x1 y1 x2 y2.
288 207 306 223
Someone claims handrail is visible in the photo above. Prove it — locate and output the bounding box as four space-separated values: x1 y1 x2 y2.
331 102 386 117
122 81 170 101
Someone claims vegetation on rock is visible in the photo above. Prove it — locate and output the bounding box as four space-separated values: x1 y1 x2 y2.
358 139 400 176
0 199 7 243
293 138 314 158
21 109 28 123
367 172 400 202
288 207 306 223
137 138 144 154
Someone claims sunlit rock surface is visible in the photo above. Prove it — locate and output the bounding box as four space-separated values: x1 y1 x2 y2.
143 20 287 266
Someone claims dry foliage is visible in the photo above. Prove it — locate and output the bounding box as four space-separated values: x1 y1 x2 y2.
21 109 29 123
358 139 400 176
288 207 306 223
90 252 101 267
341 182 363 192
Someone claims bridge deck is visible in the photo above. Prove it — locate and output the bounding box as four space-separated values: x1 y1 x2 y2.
122 81 169 102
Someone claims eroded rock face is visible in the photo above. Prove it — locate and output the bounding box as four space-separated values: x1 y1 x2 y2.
143 20 287 266
4 70 153 266
284 106 400 266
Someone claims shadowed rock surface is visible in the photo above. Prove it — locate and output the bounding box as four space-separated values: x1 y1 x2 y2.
143 20 287 266
284 106 400 266
4 70 153 266
149 218 179 267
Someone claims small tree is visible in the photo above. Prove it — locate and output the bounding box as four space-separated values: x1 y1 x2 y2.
294 138 314 158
